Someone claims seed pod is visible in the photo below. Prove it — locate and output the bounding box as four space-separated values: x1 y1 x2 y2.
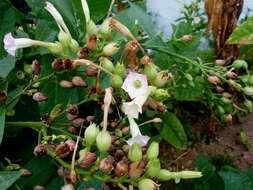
110 75 123 89
144 64 157 81
99 155 115 173
0 90 7 101
70 38 80 54
128 143 142 163
52 58 64 71
86 115 95 122
63 59 74 70
129 161 146 178
208 75 221 85
147 142 159 160
153 71 169 87
222 92 232 98
227 71 237 79
220 97 232 104
33 92 48 102
67 113 78 121
31 60 41 75
79 148 89 157
87 20 98 36
55 142 71 158
243 86 253 96
214 59 225 66
96 130 112 153
60 80 74 88
244 99 253 112
100 18 111 38
41 114 51 125
16 71 25 79
138 179 158 190
115 159 129 177
85 123 99 145
86 67 98 77
115 150 124 161
122 145 130 153
140 55 154 65
78 47 90 59
86 34 98 51
20 168 32 177
68 126 78 134
180 34 193 42
103 43 120 56
72 76 87 87
216 86 224 93
33 185 46 190
145 158 161 178
57 166 70 180
61 184 74 190
33 144 47 157
73 118 85 127
101 58 115 73
114 62 125 77
152 89 170 101
231 60 247 69
65 139 76 152
78 152 97 168
67 104 79 116
122 127 130 135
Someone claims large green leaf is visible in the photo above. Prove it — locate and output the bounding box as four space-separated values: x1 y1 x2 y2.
227 16 253 45
0 171 23 190
174 82 204 100
0 55 16 78
155 112 187 150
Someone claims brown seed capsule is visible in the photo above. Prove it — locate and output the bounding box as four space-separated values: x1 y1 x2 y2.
86 115 95 122
122 127 130 135
57 166 70 180
63 59 74 70
20 168 33 177
180 34 193 42
86 34 98 51
59 80 74 88
52 58 64 71
115 150 124 161
33 185 45 190
122 145 130 153
108 144 115 153
0 90 7 101
41 113 51 125
33 144 47 157
78 47 90 59
102 183 110 190
99 155 115 173
215 59 225 66
208 75 221 85
140 55 153 65
72 76 87 87
110 121 119 128
73 118 85 127
227 71 237 79
33 92 48 102
65 139 76 152
86 67 98 77
216 86 224 93
61 184 74 190
67 113 78 121
78 152 97 168
67 126 78 134
141 147 147 154
113 140 120 147
55 142 71 158
31 60 41 75
115 159 129 177
86 188 96 190
222 92 233 98
67 104 79 116
157 105 167 112
129 161 145 178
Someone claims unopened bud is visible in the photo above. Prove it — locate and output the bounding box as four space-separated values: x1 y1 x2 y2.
31 60 41 75
101 58 115 73
115 62 125 77
231 60 248 69
33 92 47 102
61 184 74 190
216 86 224 93
85 123 99 145
122 127 130 135
100 18 111 38
33 144 47 157
147 142 159 160
73 118 85 127
144 64 157 81
138 179 159 190
86 115 95 122
86 34 98 51
55 142 71 158
227 71 237 79
60 80 74 88
215 59 225 66
152 89 170 101
78 152 97 168
145 158 161 177
222 92 232 98
87 20 98 36
180 34 193 42
115 159 129 177
96 130 112 153
69 38 79 53
72 76 87 87
86 67 98 77
78 47 90 59
65 139 76 152
103 43 120 56
244 99 253 112
33 185 46 190
158 169 202 181
128 143 142 163
99 155 115 173
208 75 220 85
110 75 123 89
58 30 71 48
52 58 64 71
220 97 232 104
243 87 253 96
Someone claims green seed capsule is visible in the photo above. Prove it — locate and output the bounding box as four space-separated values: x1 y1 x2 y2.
69 39 79 54
110 75 123 89
147 142 159 160
138 179 158 190
96 130 111 153
85 123 99 145
224 104 233 113
128 143 142 163
144 64 157 81
58 30 71 48
217 105 225 115
101 58 115 73
114 62 125 77
152 89 170 101
220 97 231 104
145 158 161 178
244 99 253 112
248 75 253 86
231 60 247 69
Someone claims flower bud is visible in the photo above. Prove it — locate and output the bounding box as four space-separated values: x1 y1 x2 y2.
144 64 157 81
33 185 45 190
78 152 97 168
227 71 237 79
115 159 129 177
33 144 47 157
122 126 130 135
231 60 248 69
78 47 90 59
72 76 87 87
47 42 64 55
138 179 158 190
220 97 232 104
87 20 98 36
215 59 225 66
129 161 146 178
31 60 41 75
58 30 71 48
157 169 202 181
55 142 71 158
99 155 115 173
86 67 98 77
100 18 111 38
65 139 76 152
222 92 232 98
147 142 159 160
60 80 74 88
128 143 142 163
244 87 253 96
67 104 79 116
216 86 224 93
114 62 125 77
69 38 79 53
101 58 115 73
33 92 48 102
52 58 64 71
152 89 170 101
85 123 99 145
86 115 95 122
103 43 119 56
217 105 225 115
244 99 253 112
61 184 74 190
208 75 220 85
180 34 193 42
153 71 169 87
86 34 97 51
20 168 32 177
16 71 25 80
110 75 123 89
96 130 112 153
73 118 85 127
0 90 7 101
145 158 161 177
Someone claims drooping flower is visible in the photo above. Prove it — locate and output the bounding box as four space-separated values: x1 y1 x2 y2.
122 72 148 99
126 115 150 147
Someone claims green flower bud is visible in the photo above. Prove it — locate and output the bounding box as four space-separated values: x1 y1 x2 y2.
244 99 253 112
32 82 40 88
96 130 111 153
58 30 71 48
146 158 161 178
185 73 193 81
103 42 120 56
144 64 157 81
243 87 253 96
220 97 231 104
224 104 233 113
152 71 169 87
138 179 159 190
248 75 253 86
147 142 159 160
217 105 225 115
85 123 99 145
101 58 115 73
114 62 125 77
231 60 248 69
152 89 170 101
47 42 64 55
158 169 202 181
149 86 157 96
87 20 98 36
232 82 242 89
100 18 111 38
24 64 32 74
69 39 79 54
128 143 142 163
110 75 123 89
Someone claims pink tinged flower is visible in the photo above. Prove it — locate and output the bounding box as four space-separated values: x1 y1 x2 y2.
126 115 150 147
122 72 148 99
123 101 139 119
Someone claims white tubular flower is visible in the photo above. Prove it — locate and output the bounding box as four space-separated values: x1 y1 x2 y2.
122 72 148 99
126 115 150 147
45 1 71 37
81 0 90 23
4 33 48 56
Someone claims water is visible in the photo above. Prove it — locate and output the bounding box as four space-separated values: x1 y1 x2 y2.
146 0 253 39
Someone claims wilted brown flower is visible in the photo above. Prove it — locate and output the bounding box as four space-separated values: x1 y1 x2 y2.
78 152 97 168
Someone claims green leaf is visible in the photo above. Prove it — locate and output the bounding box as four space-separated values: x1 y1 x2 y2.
174 82 204 100
0 171 23 190
155 112 187 150
0 55 16 78
219 166 253 190
227 16 253 45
